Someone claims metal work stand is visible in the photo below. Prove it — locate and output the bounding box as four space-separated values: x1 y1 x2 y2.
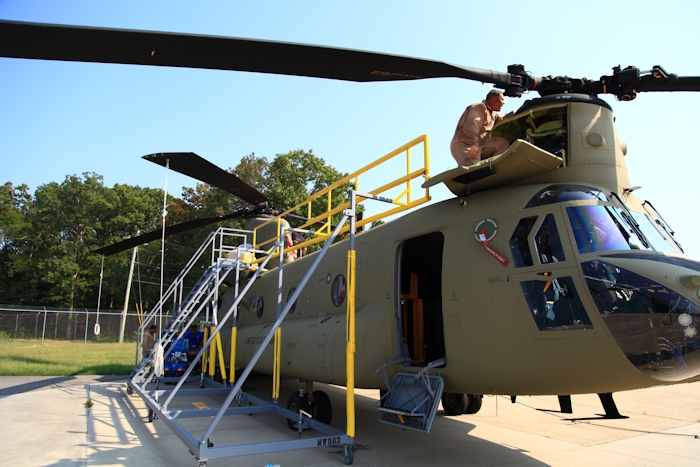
129 210 358 465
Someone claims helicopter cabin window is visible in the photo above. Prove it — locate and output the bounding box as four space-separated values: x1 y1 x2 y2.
331 274 346 307
567 205 652 254
509 217 537 267
535 214 565 264
526 185 608 208
520 276 593 331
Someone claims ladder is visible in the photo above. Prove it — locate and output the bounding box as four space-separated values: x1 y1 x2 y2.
130 228 253 386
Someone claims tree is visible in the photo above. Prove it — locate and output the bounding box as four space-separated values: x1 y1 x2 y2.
0 149 354 312
0 182 35 304
31 174 110 311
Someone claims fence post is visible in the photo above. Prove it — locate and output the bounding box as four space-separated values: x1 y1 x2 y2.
54 313 58 340
84 309 89 344
15 315 19 338
42 308 47 346
34 312 39 339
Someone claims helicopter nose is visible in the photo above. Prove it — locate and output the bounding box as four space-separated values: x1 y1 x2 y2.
582 259 700 382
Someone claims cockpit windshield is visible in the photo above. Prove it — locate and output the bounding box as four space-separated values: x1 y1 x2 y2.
567 205 651 254
582 260 700 381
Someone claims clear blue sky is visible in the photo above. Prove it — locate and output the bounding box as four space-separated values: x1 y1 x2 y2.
2 1 699 256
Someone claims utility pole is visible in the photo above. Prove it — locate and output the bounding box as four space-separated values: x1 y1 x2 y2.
119 245 138 343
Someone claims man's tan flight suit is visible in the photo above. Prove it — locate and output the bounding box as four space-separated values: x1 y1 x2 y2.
450 100 510 166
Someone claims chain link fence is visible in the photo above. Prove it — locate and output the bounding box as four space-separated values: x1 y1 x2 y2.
0 305 172 343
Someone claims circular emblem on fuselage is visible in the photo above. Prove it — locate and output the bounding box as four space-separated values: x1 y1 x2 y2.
475 219 498 242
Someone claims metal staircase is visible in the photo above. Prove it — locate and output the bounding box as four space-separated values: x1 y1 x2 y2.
130 228 252 387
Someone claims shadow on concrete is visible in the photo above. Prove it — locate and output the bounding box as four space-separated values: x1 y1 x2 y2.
0 375 127 397
44 373 551 467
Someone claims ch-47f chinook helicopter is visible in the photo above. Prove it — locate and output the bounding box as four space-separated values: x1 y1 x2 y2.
3 19 700 436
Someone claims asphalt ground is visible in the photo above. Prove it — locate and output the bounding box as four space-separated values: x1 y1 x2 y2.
0 374 698 466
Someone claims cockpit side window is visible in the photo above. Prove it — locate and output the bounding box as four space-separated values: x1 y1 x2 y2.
535 214 565 264
641 200 684 254
520 276 593 331
631 212 677 254
509 217 537 267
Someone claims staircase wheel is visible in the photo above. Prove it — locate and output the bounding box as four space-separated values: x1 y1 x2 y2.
344 445 354 465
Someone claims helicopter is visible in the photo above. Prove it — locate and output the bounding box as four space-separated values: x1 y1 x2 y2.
2 19 700 427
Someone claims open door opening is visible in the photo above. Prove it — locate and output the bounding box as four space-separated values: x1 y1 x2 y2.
397 231 446 366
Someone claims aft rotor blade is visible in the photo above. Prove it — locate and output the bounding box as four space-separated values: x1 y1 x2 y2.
0 20 513 86
95 212 244 256
143 152 267 206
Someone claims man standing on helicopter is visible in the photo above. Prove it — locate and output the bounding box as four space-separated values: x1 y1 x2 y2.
450 89 510 166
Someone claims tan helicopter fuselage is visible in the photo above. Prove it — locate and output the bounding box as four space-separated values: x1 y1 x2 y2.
217 97 700 396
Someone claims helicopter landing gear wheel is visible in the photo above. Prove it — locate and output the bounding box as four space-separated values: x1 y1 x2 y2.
441 392 468 415
310 390 332 425
344 445 354 465
286 392 310 430
465 394 483 414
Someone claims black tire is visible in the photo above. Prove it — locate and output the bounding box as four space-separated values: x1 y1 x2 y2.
465 394 483 414
286 392 310 430
126 384 133 395
147 408 154 423
311 390 332 425
441 392 468 415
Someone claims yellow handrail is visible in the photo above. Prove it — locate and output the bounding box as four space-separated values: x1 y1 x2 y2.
249 134 431 262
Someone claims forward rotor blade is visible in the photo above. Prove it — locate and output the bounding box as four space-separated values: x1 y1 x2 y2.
95 211 245 256
143 152 267 206
0 20 513 86
636 76 700 92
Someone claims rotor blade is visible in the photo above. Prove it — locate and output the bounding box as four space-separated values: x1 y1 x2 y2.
95 211 245 256
143 152 267 206
637 75 700 92
0 20 513 86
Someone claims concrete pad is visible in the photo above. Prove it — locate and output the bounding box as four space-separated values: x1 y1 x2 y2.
0 375 698 466
0 383 88 466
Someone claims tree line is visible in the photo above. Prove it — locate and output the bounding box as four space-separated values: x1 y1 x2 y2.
0 150 352 312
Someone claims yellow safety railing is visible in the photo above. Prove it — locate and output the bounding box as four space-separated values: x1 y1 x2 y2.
250 134 431 261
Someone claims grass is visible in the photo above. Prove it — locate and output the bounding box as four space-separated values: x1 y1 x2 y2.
0 339 136 376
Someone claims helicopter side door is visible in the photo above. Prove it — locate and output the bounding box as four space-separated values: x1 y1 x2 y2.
395 231 446 367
